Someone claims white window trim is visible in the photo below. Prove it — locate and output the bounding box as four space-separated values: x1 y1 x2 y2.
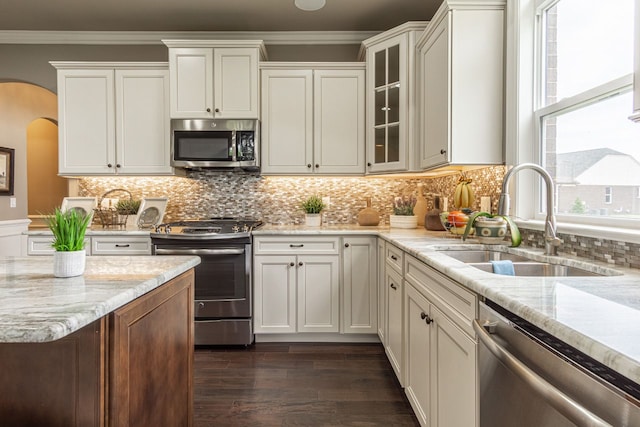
508 0 640 239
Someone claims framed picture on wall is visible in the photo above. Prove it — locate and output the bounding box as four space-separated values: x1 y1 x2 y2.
0 147 15 196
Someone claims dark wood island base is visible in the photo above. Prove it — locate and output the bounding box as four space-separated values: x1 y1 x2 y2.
0 269 194 427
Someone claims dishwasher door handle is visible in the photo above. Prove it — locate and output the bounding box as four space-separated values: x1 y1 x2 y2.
473 319 611 427
155 248 244 256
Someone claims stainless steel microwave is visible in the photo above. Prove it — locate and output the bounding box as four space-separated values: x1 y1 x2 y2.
171 119 259 170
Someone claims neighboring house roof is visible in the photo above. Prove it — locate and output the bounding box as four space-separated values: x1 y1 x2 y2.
556 148 640 186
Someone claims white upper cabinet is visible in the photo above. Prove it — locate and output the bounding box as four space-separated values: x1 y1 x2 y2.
164 40 265 119
115 69 171 175
360 22 427 174
417 0 505 170
261 63 365 175
53 62 172 176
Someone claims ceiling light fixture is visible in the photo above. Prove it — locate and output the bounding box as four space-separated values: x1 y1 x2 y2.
294 0 326 12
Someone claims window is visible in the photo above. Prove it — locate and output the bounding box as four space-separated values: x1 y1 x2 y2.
534 0 640 224
605 187 613 205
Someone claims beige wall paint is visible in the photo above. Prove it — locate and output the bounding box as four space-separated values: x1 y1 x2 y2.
0 44 359 93
27 118 67 215
0 82 57 220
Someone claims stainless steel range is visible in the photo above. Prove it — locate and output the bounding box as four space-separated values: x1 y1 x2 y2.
151 218 262 346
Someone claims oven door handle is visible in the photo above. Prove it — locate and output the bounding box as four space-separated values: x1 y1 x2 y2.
155 248 245 256
473 319 610 427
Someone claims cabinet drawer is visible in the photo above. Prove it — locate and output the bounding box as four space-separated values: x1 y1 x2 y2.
91 236 151 255
28 236 91 256
385 244 404 274
254 237 340 255
404 254 477 337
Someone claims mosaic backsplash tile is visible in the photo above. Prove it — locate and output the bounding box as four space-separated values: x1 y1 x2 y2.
78 165 639 267
78 166 507 225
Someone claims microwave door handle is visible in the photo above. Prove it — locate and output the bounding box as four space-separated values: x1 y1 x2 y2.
231 130 237 162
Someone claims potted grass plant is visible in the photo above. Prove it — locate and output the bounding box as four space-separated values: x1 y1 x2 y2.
46 208 92 277
301 195 325 227
389 195 418 229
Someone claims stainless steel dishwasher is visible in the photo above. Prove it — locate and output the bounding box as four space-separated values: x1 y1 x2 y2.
476 300 640 426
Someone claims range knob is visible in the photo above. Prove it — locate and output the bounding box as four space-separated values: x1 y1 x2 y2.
232 225 240 233
165 225 172 234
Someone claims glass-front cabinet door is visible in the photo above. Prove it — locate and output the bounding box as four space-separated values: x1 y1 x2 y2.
367 36 407 173
361 22 426 174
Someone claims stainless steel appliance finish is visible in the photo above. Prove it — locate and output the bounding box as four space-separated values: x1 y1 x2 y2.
477 300 640 426
151 218 262 345
171 119 259 170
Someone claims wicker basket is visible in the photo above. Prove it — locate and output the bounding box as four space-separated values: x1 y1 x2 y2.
94 189 133 228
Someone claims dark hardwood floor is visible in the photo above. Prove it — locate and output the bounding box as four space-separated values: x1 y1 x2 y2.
194 342 420 426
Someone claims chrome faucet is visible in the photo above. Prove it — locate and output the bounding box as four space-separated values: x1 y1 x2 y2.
498 163 561 256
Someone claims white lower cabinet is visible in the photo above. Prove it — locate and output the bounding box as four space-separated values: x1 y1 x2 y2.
27 234 151 256
385 266 404 384
297 255 340 333
403 254 477 427
342 236 377 334
377 238 387 342
253 237 340 334
91 236 151 255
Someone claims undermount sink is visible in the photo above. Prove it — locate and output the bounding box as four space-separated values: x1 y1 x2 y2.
468 262 603 277
438 249 610 277
437 249 532 263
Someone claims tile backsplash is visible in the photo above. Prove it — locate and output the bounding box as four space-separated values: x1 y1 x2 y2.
78 166 507 225
78 165 640 266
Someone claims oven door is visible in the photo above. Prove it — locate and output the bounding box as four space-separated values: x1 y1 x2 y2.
155 245 251 318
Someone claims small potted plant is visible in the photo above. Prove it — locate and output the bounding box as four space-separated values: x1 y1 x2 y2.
389 195 418 229
462 212 522 246
301 195 325 227
116 199 141 228
46 208 92 277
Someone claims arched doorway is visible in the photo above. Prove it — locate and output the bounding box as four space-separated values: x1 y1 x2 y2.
26 118 67 220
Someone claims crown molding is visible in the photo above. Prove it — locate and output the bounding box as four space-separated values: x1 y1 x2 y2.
0 30 379 45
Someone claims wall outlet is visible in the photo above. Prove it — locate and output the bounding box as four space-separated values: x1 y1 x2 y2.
9 197 16 208
322 196 331 208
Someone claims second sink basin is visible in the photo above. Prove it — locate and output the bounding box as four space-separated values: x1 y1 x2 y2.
437 249 615 277
437 249 532 263
468 262 603 277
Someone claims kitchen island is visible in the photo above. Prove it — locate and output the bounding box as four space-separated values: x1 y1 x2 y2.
0 255 200 427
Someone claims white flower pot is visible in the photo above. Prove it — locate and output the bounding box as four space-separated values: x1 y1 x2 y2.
389 215 418 229
53 250 86 278
305 213 322 227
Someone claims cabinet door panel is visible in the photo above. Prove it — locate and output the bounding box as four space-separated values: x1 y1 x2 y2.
214 48 258 118
169 48 213 118
405 285 431 427
254 255 297 333
385 267 404 385
313 69 365 174
260 69 313 174
430 305 476 427
420 18 449 169
109 271 194 427
342 236 377 333
115 69 171 175
297 255 339 333
58 69 115 174
377 239 386 342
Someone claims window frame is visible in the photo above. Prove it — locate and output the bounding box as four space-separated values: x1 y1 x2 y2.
508 0 640 237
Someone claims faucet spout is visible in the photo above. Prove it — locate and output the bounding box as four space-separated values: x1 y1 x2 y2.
498 163 561 256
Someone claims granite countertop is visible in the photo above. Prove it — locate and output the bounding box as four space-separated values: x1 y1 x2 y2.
255 224 640 384
0 255 200 343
